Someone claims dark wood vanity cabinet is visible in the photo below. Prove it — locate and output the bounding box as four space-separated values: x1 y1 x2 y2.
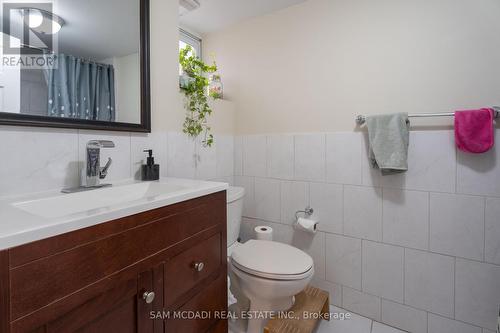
0 191 228 333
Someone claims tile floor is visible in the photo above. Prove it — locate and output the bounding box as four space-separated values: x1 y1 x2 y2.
315 306 407 333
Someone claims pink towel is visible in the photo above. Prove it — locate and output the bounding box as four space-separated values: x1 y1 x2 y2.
455 108 495 153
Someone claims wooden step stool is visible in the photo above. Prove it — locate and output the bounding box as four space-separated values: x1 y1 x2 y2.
263 285 330 333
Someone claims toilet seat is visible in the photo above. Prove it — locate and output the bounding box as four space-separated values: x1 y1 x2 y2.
230 240 314 281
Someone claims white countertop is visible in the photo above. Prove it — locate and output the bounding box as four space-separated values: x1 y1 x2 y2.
0 178 228 251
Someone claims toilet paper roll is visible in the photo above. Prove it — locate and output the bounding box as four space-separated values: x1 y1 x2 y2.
295 217 319 234
254 226 273 241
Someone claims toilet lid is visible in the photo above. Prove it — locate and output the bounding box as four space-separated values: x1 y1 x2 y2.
231 240 314 280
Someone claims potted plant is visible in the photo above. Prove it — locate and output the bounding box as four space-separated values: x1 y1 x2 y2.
179 45 217 147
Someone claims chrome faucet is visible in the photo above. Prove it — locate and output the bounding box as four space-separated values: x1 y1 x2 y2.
82 140 115 188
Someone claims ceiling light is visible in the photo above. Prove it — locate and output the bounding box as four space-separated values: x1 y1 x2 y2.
20 8 65 34
27 9 43 28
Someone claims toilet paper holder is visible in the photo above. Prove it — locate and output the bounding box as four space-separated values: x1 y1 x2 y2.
295 206 314 222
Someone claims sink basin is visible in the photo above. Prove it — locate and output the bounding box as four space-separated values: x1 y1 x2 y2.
13 181 188 219
0 178 227 251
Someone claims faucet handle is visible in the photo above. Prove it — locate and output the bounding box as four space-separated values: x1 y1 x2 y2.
87 140 115 148
99 158 113 179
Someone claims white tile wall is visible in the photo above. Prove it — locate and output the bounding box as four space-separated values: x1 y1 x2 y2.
310 278 342 307
317 306 373 333
236 130 500 333
363 131 457 193
382 188 429 250
234 176 255 217
428 314 482 333
233 136 243 176
362 241 404 302
280 181 309 225
371 322 407 333
430 193 485 261
0 128 234 198
457 131 500 197
310 182 343 234
0 126 79 197
215 135 234 179
344 186 383 241
167 132 196 179
294 134 326 182
342 286 381 321
267 134 294 180
326 132 362 185
404 249 455 317
485 197 500 265
238 217 261 242
381 300 428 333
254 177 281 222
242 135 267 177
325 234 362 289
455 259 500 330
290 230 326 280
195 137 217 180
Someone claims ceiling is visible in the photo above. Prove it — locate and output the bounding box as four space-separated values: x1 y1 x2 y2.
3 0 140 61
179 0 309 35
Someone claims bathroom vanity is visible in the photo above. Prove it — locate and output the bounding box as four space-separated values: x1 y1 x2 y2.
0 179 228 333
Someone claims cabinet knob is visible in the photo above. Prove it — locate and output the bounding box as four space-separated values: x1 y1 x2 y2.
193 262 205 272
142 291 155 304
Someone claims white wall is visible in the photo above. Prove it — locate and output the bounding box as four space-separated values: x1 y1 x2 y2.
203 0 500 134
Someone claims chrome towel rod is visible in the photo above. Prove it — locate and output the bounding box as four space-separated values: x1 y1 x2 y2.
356 107 500 125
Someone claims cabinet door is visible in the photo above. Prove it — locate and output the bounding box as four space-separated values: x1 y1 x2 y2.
38 266 164 333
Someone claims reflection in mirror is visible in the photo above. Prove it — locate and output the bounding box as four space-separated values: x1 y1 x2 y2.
1 0 141 124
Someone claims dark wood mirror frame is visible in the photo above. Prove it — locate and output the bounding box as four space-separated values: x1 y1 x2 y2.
0 0 151 133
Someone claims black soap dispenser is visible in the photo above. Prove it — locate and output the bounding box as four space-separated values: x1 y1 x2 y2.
141 149 160 181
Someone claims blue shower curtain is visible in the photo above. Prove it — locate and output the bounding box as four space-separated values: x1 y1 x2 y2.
44 54 116 121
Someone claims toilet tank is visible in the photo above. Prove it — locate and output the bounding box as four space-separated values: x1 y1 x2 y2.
227 186 245 247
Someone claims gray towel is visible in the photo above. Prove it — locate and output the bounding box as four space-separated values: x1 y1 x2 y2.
366 113 410 175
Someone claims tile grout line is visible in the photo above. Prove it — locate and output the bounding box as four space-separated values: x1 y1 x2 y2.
243 170 498 200
342 184 345 235
403 247 406 305
453 257 456 320
428 192 431 251
483 197 486 262
360 239 364 293
426 310 429 333
381 188 384 242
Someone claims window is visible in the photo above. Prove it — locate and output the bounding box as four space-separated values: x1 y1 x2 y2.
179 29 202 75
179 28 201 58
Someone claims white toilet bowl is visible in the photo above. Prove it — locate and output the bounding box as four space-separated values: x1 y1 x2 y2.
229 240 314 333
225 187 314 333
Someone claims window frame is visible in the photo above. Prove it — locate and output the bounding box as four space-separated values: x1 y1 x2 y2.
179 28 202 58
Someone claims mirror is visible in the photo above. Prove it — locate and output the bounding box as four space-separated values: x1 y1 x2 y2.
0 0 150 132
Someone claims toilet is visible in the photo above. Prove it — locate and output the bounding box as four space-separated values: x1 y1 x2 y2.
226 187 315 333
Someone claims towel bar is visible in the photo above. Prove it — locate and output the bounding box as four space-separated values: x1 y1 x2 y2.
356 107 500 125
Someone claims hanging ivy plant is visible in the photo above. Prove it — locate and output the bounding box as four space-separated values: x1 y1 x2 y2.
179 45 217 147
